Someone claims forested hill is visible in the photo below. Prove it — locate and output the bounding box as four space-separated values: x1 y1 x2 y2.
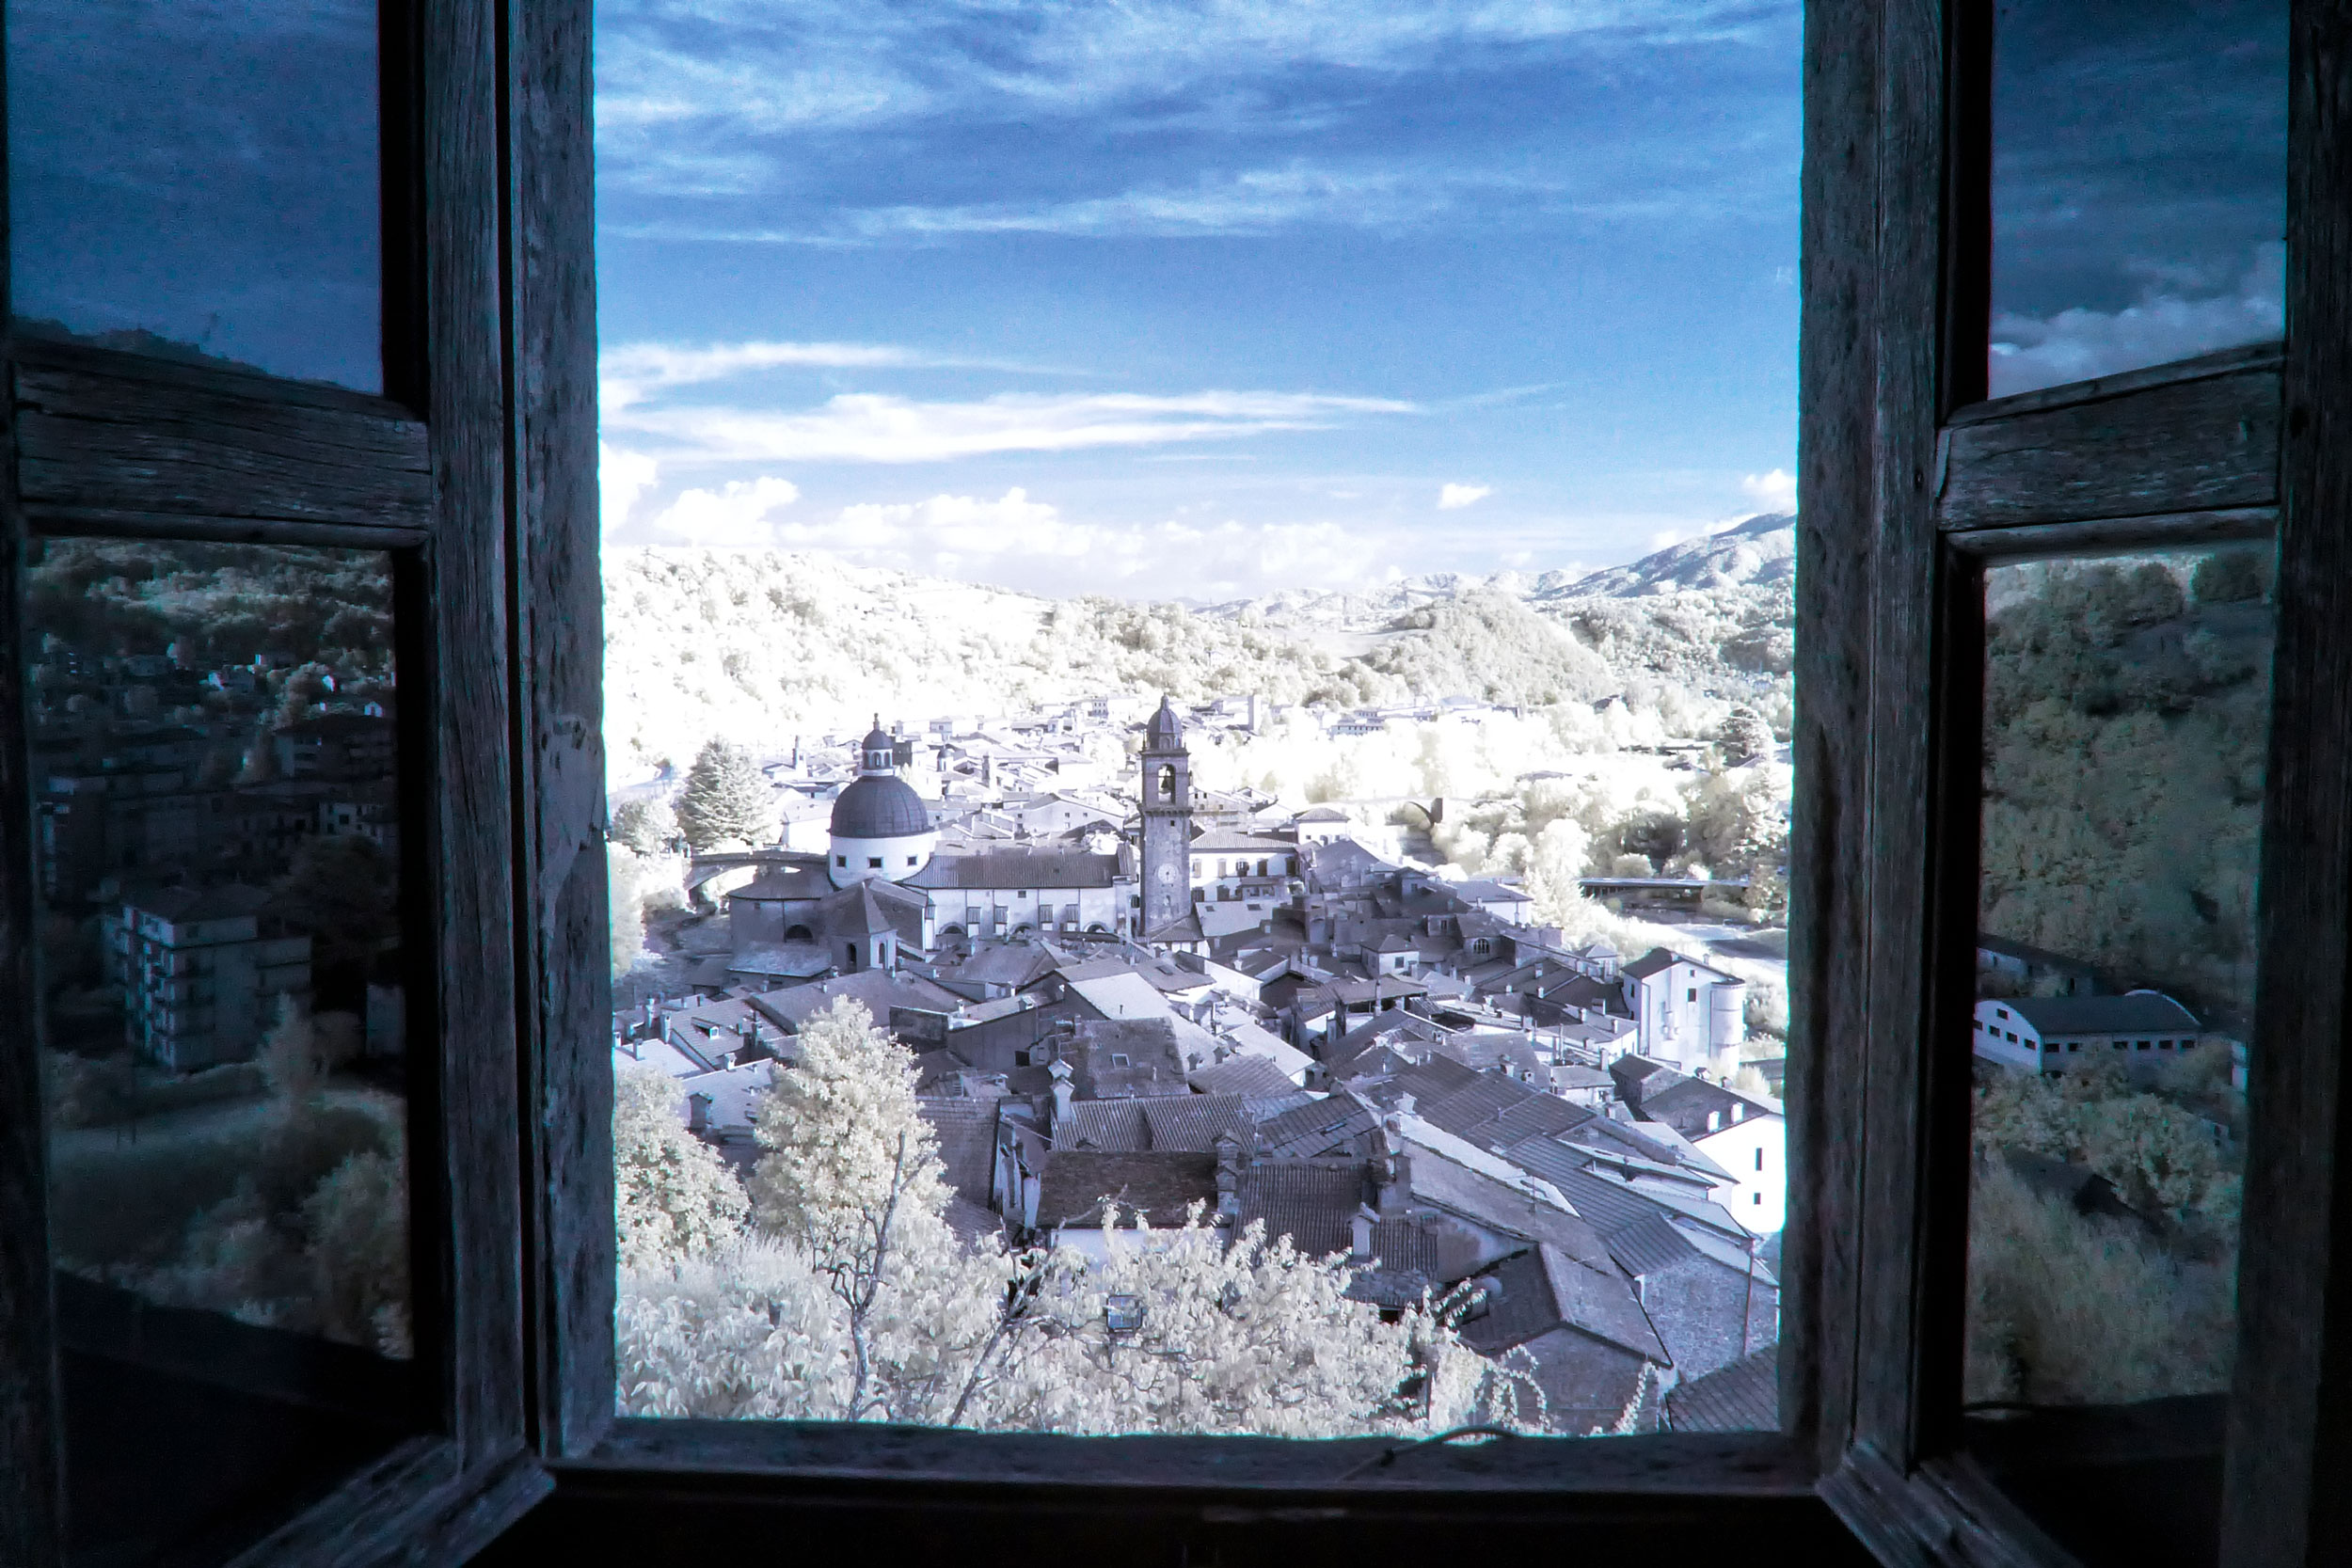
600 527 1802 780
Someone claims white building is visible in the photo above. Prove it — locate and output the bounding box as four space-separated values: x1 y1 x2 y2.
911 847 1136 944
1971 991 2203 1076
1621 946 1748 1069
826 722 939 888
1636 1076 1787 1235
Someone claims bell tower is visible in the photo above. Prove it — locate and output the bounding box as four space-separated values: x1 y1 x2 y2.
1138 695 1193 935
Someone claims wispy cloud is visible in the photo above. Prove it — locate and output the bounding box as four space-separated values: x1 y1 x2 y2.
600 339 1033 412
596 0 1790 142
1438 483 1492 511
771 491 1470 599
604 151 1785 245
610 388 1417 464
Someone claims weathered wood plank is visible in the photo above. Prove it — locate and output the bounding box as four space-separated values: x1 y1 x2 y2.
508 0 616 1461
0 373 68 1568
573 1420 1818 1497
225 1436 549 1568
1935 356 2281 531
12 355 431 529
1820 1446 2079 1568
23 506 428 550
1943 507 2277 560
1791 0 1883 1478
1853 0 1960 1469
2221 7 2352 1568
421 0 528 1469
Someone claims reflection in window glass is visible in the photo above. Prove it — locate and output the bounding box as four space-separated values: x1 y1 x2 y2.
1989 0 2286 397
1965 546 2271 1559
7 0 383 391
25 538 415 1560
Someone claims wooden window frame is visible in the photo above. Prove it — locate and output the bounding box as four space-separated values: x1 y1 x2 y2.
1803 2 2352 1564
4 1 2346 1562
0 0 599 1561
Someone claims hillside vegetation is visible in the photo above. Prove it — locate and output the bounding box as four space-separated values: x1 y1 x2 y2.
603 522 1797 781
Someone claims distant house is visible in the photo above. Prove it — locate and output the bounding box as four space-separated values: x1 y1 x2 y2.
1634 1075 1788 1234
1971 991 2203 1076
1620 947 1748 1069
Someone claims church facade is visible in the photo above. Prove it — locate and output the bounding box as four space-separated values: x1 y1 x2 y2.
727 720 1136 974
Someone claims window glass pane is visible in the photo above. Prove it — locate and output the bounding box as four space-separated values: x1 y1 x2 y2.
1989 0 2286 398
1966 543 2272 1564
25 538 418 1560
7 0 383 392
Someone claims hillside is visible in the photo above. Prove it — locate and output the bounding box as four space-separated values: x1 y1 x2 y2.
601 521 1802 781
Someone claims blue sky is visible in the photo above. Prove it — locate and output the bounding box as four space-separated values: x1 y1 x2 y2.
593 0 1807 600
0 0 2282 601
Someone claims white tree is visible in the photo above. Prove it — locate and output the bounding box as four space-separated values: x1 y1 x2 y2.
743 998 1016 1423
675 737 775 850
612 794 681 856
615 1065 751 1270
619 997 1500 1435
1715 704 1774 765
984 1206 1490 1437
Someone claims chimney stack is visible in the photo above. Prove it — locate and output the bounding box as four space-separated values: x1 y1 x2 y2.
1214 1131 1243 1223
1351 1202 1376 1261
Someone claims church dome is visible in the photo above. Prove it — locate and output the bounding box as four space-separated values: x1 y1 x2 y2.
830 773 931 839
1145 695 1184 750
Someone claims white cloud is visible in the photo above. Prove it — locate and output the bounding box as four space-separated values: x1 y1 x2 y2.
1438 483 1492 511
1989 243 2284 398
648 475 803 546
1739 467 1796 514
609 388 1415 464
600 444 660 536
600 339 954 412
789 505 1398 600
595 0 1779 142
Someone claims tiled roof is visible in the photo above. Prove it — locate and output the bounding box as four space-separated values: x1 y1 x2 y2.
1470 1093 1591 1148
1235 1160 1367 1258
1639 1078 1783 1138
1666 1346 1779 1433
746 972 962 1030
2003 991 2201 1036
1418 1076 1530 1136
1187 1054 1298 1099
1141 1097 1251 1151
1404 1146 1617 1276
940 943 1059 989
908 850 1122 891
1456 1243 1667 1365
1256 1096 1378 1159
1620 946 1692 980
1391 1055 1483 1106
1037 1150 1217 1227
1187 828 1296 853
1056 1100 1152 1151
918 1098 1000 1205
1604 1211 1705 1278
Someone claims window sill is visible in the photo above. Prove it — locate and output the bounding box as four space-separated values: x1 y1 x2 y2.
559 1418 1815 1499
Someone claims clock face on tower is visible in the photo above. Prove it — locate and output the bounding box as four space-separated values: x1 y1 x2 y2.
1154 864 1175 884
